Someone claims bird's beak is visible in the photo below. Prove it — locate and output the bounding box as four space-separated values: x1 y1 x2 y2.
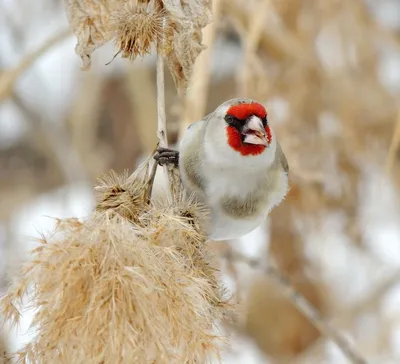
243 116 269 146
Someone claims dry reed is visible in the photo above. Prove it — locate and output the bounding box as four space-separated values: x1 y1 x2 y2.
0 1 232 363
1 160 230 363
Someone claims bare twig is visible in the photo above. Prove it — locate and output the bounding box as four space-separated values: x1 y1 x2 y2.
144 143 160 204
155 51 175 200
156 49 182 201
227 251 368 364
0 28 71 102
157 52 168 149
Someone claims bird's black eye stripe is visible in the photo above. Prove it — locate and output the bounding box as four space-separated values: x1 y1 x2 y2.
224 114 244 130
225 114 241 124
225 114 268 129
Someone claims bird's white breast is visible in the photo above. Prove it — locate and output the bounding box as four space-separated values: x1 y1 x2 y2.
205 176 269 240
201 130 284 240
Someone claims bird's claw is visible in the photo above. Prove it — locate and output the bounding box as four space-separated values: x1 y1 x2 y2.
154 147 180 167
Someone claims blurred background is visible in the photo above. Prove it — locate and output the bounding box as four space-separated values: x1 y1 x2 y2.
1 0 400 363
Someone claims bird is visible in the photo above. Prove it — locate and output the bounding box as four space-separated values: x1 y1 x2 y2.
155 98 289 241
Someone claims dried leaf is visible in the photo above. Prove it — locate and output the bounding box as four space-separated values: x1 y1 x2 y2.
64 0 118 69
64 0 213 89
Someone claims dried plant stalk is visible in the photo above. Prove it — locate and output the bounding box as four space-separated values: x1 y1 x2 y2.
156 49 182 201
1 159 229 364
0 29 71 102
157 52 168 149
64 0 212 90
228 251 367 364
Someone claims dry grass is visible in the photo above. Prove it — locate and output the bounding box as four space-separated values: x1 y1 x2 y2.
1 159 230 363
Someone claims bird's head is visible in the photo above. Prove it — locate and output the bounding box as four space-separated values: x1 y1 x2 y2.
216 99 272 156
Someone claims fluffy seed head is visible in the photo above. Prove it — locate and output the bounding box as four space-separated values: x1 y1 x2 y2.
0 162 232 363
95 169 149 224
112 2 171 60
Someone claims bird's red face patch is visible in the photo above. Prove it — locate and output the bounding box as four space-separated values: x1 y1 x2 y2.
225 102 271 156
226 102 267 121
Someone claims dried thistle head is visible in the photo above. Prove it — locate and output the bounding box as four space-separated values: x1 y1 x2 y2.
1 165 231 364
95 169 150 224
64 0 213 90
111 1 171 60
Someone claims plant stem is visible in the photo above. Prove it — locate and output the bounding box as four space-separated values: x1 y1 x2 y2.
0 29 71 102
156 52 168 149
156 51 178 201
227 251 368 364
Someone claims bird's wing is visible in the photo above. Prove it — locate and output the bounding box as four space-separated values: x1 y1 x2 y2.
276 141 289 174
184 112 212 132
178 118 208 195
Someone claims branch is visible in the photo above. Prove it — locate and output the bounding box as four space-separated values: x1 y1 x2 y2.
155 52 173 199
156 53 168 149
0 28 71 102
227 251 368 364
155 51 181 202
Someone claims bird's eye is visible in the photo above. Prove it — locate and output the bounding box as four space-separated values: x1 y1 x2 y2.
224 115 237 125
225 114 245 128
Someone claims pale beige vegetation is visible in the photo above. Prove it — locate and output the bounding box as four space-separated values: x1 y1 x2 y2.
0 0 400 363
2 164 229 363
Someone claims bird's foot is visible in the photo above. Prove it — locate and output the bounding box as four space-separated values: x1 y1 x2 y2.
154 147 180 167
